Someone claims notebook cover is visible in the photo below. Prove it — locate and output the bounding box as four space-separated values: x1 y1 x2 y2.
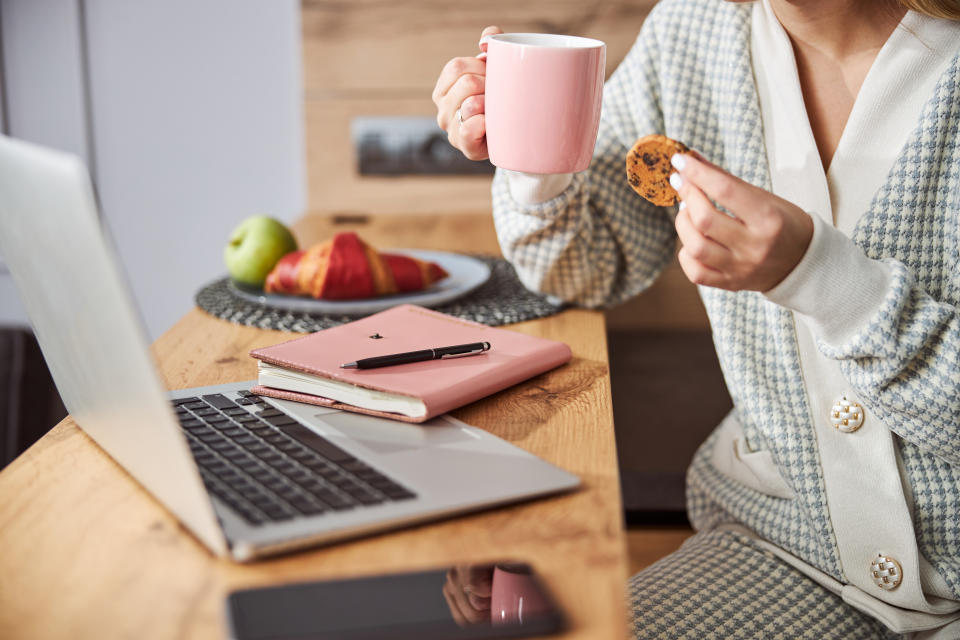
248 304 572 422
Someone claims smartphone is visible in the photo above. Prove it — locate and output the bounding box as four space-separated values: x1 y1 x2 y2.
226 561 565 640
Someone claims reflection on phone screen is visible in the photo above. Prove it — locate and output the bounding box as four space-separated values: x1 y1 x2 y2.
227 561 564 640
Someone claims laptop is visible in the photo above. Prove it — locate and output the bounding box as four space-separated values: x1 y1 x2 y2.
0 135 579 562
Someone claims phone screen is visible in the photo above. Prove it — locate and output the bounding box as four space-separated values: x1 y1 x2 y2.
226 561 564 640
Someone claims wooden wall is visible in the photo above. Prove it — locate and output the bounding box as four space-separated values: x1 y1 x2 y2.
301 0 657 215
300 0 709 330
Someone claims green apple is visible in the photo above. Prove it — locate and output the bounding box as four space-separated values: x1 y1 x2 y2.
224 216 298 287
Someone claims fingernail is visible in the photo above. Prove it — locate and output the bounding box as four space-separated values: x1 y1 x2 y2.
678 200 687 210
669 173 683 190
670 154 686 171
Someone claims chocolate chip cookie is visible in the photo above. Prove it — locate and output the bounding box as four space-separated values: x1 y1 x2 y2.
626 134 690 206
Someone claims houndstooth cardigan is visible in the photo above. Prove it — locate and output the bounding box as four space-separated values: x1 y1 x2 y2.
491 0 960 607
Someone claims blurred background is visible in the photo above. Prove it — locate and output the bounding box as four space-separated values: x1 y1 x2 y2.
0 0 730 530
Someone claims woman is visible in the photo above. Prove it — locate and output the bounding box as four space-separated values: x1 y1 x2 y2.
432 0 960 637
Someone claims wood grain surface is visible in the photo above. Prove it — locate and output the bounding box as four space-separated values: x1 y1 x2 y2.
0 213 642 640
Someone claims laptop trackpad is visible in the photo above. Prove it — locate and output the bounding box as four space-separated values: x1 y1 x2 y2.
312 411 473 455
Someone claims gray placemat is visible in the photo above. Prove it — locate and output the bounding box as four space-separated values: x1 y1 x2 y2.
195 255 566 332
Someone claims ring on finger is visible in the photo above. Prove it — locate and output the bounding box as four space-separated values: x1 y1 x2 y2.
456 108 465 125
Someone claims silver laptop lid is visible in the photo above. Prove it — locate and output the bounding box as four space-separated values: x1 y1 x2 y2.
0 135 226 555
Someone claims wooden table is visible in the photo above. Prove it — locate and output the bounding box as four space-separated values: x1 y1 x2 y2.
0 213 628 639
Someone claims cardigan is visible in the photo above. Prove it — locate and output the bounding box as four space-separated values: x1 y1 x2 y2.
751 1 960 631
489 0 960 631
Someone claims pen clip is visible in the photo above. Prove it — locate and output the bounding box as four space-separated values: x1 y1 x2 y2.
440 347 487 359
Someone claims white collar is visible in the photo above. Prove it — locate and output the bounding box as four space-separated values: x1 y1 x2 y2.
751 0 960 235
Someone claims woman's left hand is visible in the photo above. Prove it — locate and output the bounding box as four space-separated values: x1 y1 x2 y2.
669 153 814 292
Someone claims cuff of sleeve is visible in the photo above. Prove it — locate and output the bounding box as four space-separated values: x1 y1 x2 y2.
764 213 891 346
505 170 575 205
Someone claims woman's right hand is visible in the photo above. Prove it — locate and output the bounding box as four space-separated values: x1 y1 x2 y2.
432 26 503 161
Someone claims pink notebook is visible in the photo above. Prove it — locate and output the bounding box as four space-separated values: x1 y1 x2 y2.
249 304 572 423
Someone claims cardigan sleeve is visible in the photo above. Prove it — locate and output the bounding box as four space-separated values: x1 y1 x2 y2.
767 216 960 465
489 19 676 309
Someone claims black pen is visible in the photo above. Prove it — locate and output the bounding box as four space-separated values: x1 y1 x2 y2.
340 342 491 369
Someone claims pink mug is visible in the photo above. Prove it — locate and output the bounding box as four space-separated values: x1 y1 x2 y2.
490 564 552 625
482 33 606 174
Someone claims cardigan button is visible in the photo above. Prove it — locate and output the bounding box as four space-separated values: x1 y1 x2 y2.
870 554 903 590
830 395 864 433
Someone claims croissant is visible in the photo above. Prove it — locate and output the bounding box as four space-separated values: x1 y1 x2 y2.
264 231 449 300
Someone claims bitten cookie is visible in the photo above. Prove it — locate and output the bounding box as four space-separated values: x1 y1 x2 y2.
625 134 690 206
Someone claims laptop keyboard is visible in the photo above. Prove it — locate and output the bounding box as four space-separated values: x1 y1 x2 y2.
171 391 416 526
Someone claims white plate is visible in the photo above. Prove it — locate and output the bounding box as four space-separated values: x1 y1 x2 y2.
227 250 491 315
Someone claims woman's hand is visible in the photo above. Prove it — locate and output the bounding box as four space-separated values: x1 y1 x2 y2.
669 153 814 292
431 26 503 161
442 564 494 627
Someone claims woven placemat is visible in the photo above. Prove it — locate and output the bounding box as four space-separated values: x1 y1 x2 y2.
195 255 566 332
